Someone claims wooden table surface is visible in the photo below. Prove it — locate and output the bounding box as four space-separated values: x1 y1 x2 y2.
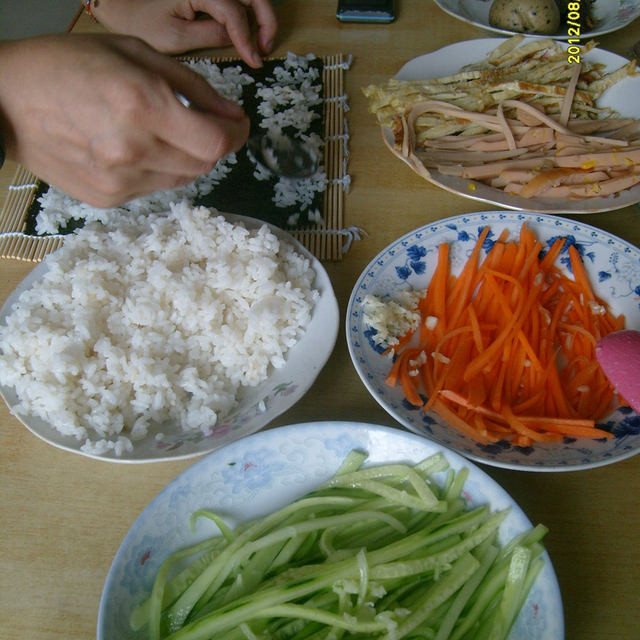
1 2 639 638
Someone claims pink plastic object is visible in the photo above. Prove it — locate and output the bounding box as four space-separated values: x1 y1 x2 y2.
596 329 640 413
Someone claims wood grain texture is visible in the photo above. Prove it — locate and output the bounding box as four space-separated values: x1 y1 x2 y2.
0 3 639 639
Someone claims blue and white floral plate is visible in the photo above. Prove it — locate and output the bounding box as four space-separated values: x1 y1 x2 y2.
0 214 339 463
347 211 640 471
97 421 564 639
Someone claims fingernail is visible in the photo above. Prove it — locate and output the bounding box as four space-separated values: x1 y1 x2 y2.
227 100 246 119
264 39 274 54
252 51 263 68
227 97 244 112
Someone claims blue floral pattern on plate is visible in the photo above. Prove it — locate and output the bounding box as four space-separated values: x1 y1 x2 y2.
97 422 564 639
346 211 640 471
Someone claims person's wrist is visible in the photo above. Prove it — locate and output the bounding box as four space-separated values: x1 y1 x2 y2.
83 0 99 22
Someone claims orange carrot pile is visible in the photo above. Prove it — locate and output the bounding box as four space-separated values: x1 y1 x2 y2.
385 223 624 446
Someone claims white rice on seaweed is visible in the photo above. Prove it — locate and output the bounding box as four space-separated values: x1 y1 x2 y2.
33 53 328 235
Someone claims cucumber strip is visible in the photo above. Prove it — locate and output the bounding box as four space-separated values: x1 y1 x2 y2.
319 503 413 550
366 506 491 566
129 538 222 631
355 548 369 606
146 539 222 640
441 469 456 501
370 511 507 580
322 464 439 508
318 505 416 560
376 574 425 611
264 507 490 592
131 454 548 640
165 497 362 629
433 542 499 640
334 450 368 475
342 479 445 512
189 509 235 542
487 546 538 640
247 603 392 634
468 593 502 639
238 622 262 640
448 535 546 640
163 557 376 638
171 514 482 639
291 529 321 564
444 468 469 503
270 531 315 571
220 539 288 605
237 509 407 560
448 561 510 640
495 523 548 563
414 453 449 477
381 553 481 639
262 591 339 639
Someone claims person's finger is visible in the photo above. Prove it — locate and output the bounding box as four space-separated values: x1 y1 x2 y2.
115 37 246 120
169 74 245 121
193 0 262 67
157 106 250 164
241 0 278 54
86 127 229 179
29 152 197 208
126 79 250 164
164 15 234 53
102 169 199 203
90 39 251 164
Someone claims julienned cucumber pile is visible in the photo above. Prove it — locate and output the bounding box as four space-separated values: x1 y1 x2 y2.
131 451 547 640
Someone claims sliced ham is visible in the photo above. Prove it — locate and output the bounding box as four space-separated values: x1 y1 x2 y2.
525 173 640 199
380 66 640 202
457 157 554 180
555 147 640 170
519 168 611 198
491 170 538 187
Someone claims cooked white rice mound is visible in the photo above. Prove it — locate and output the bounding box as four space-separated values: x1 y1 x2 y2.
0 201 318 454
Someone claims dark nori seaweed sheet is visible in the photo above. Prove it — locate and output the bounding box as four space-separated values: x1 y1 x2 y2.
24 56 325 236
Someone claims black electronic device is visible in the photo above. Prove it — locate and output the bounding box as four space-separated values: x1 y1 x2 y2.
336 0 395 23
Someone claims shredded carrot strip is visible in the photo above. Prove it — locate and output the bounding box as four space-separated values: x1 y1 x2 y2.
568 245 595 302
384 223 623 444
447 226 490 328
539 237 566 272
466 305 484 353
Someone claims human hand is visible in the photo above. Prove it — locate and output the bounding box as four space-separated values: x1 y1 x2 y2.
0 34 249 207
90 0 278 68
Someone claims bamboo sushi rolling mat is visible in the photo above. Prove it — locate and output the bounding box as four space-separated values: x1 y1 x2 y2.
0 54 351 263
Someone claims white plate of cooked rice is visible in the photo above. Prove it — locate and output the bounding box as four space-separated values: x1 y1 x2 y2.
0 202 339 462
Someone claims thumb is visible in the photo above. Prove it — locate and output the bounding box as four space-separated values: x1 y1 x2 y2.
170 17 235 52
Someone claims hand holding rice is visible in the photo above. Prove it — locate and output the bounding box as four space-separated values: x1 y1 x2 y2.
0 202 318 456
